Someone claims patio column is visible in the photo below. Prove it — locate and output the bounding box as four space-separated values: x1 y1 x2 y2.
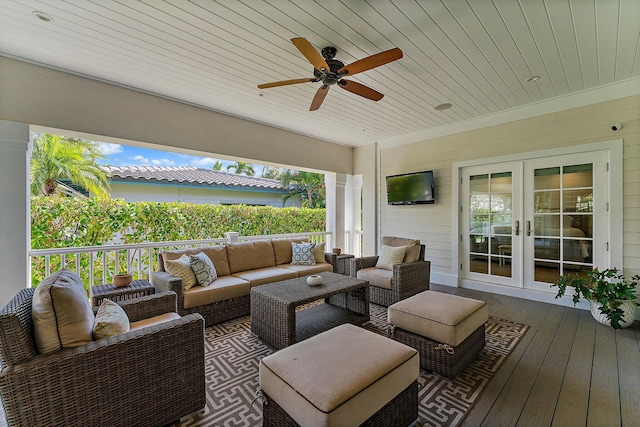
326 173 361 256
0 120 30 306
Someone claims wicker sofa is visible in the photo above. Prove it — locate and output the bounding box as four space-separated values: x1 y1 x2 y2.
350 236 431 306
0 288 205 427
151 238 337 326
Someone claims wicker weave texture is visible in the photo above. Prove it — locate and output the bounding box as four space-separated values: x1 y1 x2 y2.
90 279 156 307
250 272 370 349
262 380 418 427
0 289 206 427
392 324 486 379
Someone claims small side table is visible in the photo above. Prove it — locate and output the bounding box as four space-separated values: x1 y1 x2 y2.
335 254 355 276
90 279 155 307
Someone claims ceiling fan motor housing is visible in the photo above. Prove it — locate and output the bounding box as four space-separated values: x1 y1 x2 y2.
314 50 345 85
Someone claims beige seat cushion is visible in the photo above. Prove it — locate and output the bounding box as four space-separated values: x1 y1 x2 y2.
280 262 333 275
388 291 488 347
382 236 421 263
183 276 250 309
232 267 298 287
260 324 418 427
356 267 393 290
227 240 276 273
32 269 95 354
130 312 181 331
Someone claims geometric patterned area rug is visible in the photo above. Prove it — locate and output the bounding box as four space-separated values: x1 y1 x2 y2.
180 303 528 427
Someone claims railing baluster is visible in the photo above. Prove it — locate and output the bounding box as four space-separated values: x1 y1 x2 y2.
89 252 95 287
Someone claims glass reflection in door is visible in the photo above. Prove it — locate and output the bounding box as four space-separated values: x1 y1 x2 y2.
469 172 513 278
533 164 593 283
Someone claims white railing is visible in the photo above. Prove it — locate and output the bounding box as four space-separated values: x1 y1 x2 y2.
29 231 332 287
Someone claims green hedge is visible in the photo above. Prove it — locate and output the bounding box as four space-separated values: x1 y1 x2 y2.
30 197 326 287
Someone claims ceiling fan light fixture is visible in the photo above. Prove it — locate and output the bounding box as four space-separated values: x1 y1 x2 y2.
32 11 54 22
435 103 452 111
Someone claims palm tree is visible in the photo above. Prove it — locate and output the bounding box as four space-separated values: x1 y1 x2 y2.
211 160 223 171
30 134 111 197
280 170 325 208
226 161 256 176
261 166 282 179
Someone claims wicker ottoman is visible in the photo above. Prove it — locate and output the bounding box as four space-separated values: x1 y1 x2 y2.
259 324 420 427
388 291 488 379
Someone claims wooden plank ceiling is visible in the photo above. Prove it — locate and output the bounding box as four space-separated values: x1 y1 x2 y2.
0 0 638 147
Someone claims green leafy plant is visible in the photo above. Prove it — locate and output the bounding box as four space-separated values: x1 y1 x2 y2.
552 268 639 329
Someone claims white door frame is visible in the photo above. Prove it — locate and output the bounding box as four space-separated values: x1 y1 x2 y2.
451 140 623 305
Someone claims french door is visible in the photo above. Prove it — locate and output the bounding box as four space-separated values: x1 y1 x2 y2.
461 151 608 292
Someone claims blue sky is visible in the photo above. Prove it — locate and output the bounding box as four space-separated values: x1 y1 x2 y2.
96 142 263 173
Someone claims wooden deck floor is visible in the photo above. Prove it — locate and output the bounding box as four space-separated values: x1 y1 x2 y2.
430 283 640 427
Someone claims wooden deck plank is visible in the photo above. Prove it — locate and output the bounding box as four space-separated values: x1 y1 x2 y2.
516 306 580 426
587 322 621 426
551 310 596 427
481 305 565 426
616 325 640 426
461 293 550 426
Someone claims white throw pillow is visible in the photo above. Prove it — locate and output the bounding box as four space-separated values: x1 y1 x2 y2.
165 254 198 290
375 245 407 270
291 242 316 266
93 299 130 340
313 242 327 264
190 252 217 287
32 268 95 354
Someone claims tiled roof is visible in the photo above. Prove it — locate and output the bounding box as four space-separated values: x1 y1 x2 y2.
103 166 283 190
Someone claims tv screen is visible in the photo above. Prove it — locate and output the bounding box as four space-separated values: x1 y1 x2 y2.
386 170 435 205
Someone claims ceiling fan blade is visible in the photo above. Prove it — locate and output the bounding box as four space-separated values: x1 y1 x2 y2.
338 79 384 101
337 47 403 76
258 78 316 89
291 37 331 72
310 85 329 111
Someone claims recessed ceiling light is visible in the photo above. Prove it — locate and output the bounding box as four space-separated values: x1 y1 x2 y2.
434 103 452 111
526 75 540 82
32 11 54 22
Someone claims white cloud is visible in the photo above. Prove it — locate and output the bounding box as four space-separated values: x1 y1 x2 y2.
96 142 123 155
191 157 218 167
133 155 149 164
151 158 176 166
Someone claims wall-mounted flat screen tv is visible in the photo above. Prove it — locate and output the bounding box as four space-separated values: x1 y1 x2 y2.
386 170 435 205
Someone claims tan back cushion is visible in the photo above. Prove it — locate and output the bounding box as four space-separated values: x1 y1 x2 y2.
272 238 307 265
227 240 276 273
160 245 230 277
382 236 421 263
32 269 95 354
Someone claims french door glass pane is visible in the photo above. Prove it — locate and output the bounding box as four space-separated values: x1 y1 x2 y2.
468 172 512 278
533 163 593 283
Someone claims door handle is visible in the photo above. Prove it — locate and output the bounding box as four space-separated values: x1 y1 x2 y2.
514 220 519 236
526 220 531 236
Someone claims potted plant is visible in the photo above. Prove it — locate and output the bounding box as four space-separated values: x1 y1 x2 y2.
552 268 639 329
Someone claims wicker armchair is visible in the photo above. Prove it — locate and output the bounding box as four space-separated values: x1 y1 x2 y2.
0 289 205 427
350 236 431 306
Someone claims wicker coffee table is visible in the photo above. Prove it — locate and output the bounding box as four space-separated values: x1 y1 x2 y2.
250 271 370 349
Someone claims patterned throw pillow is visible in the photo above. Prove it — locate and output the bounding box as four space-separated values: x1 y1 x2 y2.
93 299 130 340
165 254 198 290
375 244 407 270
190 252 217 287
291 242 317 266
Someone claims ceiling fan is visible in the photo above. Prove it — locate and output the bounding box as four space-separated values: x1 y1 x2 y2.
258 37 403 111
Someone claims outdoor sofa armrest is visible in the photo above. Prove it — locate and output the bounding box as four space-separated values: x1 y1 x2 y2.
392 260 431 300
324 252 337 271
349 255 380 277
0 313 205 427
118 291 178 323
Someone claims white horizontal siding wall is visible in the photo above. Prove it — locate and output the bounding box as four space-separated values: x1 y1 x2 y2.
377 94 640 284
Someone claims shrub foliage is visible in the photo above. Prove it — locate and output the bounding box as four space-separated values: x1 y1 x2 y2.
31 197 326 287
